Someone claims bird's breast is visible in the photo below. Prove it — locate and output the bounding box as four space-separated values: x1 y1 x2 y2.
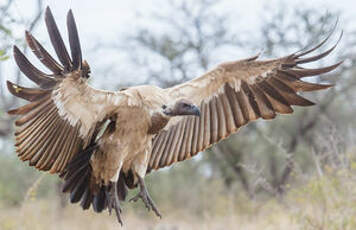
91 106 152 184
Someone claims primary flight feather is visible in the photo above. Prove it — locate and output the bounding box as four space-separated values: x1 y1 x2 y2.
7 7 341 225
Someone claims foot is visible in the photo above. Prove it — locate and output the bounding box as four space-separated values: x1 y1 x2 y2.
106 182 123 226
129 176 162 218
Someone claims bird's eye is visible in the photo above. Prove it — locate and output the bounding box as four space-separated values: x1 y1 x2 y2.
162 105 167 109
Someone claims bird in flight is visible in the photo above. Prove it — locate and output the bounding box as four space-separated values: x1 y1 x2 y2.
7 7 341 225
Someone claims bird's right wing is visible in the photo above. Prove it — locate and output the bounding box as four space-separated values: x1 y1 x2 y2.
7 7 127 174
147 31 342 172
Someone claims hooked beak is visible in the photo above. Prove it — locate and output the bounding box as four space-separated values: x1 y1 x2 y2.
190 105 201 117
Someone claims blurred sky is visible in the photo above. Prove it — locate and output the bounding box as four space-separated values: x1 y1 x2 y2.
2 0 356 87
8 0 356 37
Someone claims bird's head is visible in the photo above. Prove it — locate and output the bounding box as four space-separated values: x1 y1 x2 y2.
162 99 200 117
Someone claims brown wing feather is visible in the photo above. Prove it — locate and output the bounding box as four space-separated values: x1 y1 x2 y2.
8 8 122 174
67 9 82 70
13 45 57 89
25 31 63 74
147 32 342 173
45 7 72 70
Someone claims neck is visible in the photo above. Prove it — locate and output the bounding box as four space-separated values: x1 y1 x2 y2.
148 112 170 134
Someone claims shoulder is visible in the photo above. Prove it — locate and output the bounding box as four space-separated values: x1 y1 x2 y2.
124 85 172 108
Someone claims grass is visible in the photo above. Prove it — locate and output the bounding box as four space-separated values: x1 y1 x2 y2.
1 166 355 230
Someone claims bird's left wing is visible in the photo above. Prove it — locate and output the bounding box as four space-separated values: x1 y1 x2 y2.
7 7 126 174
147 33 342 172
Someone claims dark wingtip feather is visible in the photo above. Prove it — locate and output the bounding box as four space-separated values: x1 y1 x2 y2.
299 100 315 107
295 19 339 58
45 6 72 70
25 30 63 74
7 109 18 115
13 45 57 89
7 80 18 97
6 80 49 102
288 61 343 78
299 82 334 92
67 9 82 70
296 31 343 65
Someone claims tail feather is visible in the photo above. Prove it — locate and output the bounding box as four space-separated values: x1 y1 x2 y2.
61 143 99 211
117 172 128 201
64 144 96 174
80 186 93 210
70 168 89 203
62 163 87 192
61 143 128 213
92 187 107 212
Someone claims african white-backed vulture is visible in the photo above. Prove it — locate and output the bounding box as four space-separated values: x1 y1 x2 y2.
7 7 342 225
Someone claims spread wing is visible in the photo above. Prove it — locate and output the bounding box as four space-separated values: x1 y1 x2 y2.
7 7 125 174
147 33 342 172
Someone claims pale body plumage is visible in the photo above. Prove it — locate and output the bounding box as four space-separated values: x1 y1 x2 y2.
88 85 172 185
52 73 173 184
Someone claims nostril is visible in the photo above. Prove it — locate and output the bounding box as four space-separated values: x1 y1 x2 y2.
162 105 167 109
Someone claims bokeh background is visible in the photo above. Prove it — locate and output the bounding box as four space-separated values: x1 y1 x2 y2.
1 0 356 229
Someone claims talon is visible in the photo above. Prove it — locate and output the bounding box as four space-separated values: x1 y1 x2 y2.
106 182 124 225
130 176 162 218
105 190 113 215
129 194 139 203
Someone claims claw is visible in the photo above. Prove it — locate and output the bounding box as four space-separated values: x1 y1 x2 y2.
129 176 162 218
106 182 123 226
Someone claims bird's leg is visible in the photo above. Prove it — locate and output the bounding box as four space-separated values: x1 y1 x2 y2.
106 182 123 226
129 176 162 218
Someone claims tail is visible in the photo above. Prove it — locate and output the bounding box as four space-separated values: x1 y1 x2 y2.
60 143 129 212
61 143 108 212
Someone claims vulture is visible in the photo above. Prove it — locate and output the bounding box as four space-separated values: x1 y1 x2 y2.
7 7 342 225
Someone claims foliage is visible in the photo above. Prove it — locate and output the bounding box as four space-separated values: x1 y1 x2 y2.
0 49 9 61
0 154 59 206
1 155 356 230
